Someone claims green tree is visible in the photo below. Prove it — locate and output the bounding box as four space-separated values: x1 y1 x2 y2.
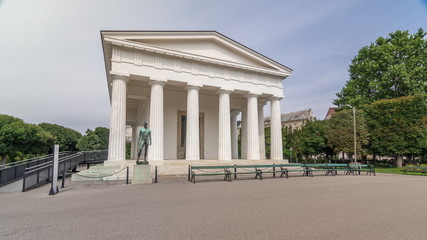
93 127 109 150
0 114 54 162
299 120 331 158
326 109 369 160
76 130 102 151
76 127 109 151
264 127 271 158
364 96 427 167
39 123 82 151
334 29 427 108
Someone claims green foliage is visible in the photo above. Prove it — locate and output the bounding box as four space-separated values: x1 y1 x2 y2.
93 127 109 150
326 109 369 158
264 127 270 158
76 131 102 151
0 114 55 162
284 121 333 160
299 121 329 156
334 28 427 108
39 123 82 151
364 95 427 158
76 127 109 151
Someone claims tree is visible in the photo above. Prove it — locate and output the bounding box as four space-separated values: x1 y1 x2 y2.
93 127 109 150
76 131 102 151
364 96 427 167
76 127 109 151
0 114 54 162
326 109 369 160
39 123 82 151
299 120 332 158
334 29 427 108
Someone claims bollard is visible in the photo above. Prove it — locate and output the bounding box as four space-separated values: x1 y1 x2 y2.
22 173 26 192
155 166 158 183
188 165 191 181
61 168 66 188
234 164 237 179
126 166 129 184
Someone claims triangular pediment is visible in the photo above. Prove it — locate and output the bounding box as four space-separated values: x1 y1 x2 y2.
102 31 292 74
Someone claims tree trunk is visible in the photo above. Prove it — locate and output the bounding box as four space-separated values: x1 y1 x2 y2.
395 154 403 168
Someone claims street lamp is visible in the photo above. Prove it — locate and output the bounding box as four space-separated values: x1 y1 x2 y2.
352 107 357 164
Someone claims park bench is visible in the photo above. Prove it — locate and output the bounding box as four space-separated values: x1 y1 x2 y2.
347 164 376 176
227 165 263 180
190 166 231 184
279 164 313 177
234 164 303 180
300 163 375 176
402 166 427 176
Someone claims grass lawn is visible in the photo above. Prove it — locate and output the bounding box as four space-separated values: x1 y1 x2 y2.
375 167 426 176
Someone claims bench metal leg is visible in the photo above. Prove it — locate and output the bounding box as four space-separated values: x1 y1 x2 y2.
191 173 196 184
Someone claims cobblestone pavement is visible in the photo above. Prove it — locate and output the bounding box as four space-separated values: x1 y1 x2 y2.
1 173 426 240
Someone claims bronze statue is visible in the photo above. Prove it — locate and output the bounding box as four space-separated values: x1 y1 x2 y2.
137 122 151 164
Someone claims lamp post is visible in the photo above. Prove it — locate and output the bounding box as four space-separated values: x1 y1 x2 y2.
352 107 357 164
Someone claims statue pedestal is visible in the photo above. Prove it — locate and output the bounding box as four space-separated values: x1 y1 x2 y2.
132 165 152 184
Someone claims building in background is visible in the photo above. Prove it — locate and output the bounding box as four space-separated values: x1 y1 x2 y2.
264 108 315 132
324 107 337 120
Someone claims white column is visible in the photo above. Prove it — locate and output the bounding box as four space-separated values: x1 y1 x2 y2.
241 109 247 159
258 103 266 160
231 111 239 159
186 84 201 160
107 75 128 162
131 125 137 159
246 93 260 160
148 78 166 161
218 89 232 160
270 97 283 160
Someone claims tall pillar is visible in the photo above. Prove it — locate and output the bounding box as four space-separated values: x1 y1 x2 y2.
258 103 266 159
270 97 283 160
107 74 128 162
241 109 247 159
185 84 201 160
148 78 166 161
218 89 232 160
231 111 239 159
131 125 137 160
246 93 260 160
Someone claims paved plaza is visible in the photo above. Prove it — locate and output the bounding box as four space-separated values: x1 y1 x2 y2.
1 173 426 240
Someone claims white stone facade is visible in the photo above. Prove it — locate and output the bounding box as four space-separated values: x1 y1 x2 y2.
101 31 292 163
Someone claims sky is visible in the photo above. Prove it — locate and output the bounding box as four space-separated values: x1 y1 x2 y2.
0 0 426 133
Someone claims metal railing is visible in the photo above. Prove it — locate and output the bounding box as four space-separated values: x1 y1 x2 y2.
0 152 74 187
22 150 108 192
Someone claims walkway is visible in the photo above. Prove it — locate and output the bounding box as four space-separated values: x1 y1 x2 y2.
1 174 426 240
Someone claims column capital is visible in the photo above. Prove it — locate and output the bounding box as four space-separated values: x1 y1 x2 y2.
149 76 167 86
217 86 234 94
245 92 260 98
110 71 130 82
185 83 202 91
270 95 284 101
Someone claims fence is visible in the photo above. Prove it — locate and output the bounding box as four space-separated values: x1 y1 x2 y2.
21 150 108 192
0 152 74 187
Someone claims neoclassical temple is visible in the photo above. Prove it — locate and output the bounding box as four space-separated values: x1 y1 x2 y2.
101 31 292 165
